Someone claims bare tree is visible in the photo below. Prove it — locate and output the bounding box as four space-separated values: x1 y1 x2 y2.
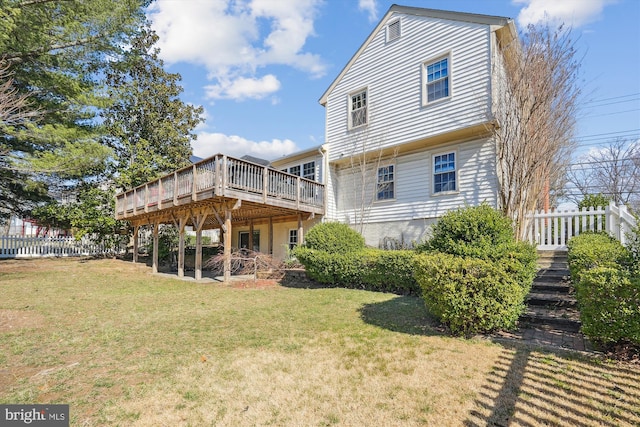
568 138 640 211
492 24 581 238
340 127 396 236
0 61 37 129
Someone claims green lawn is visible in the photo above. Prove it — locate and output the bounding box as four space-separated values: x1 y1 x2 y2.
1 258 638 426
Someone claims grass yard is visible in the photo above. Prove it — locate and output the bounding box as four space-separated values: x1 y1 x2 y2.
1 258 639 426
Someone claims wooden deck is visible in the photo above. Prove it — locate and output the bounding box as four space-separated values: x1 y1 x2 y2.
115 154 325 281
115 154 325 226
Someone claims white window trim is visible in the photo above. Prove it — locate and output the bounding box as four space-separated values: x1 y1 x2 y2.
422 52 452 106
386 19 401 43
431 150 458 196
374 162 396 203
348 87 368 130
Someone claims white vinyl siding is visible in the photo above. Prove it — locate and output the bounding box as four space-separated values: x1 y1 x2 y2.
325 15 492 162
335 138 497 225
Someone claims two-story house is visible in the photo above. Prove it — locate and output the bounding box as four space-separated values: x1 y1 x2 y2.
277 5 516 247
115 5 517 278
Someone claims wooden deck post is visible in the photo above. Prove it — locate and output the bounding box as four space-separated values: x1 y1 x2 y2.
297 213 304 246
224 209 232 282
132 224 139 264
268 217 273 255
195 228 202 280
177 216 187 278
152 221 159 274
192 212 208 281
249 220 254 251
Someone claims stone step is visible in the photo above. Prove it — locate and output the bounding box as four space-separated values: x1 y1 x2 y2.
536 268 570 280
537 251 568 261
531 281 572 293
520 307 581 333
537 260 569 269
526 292 577 308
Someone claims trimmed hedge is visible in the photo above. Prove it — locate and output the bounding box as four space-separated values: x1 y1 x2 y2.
303 222 365 254
413 205 537 335
575 267 640 346
567 232 639 346
414 252 527 335
294 247 419 295
417 203 516 259
566 232 633 283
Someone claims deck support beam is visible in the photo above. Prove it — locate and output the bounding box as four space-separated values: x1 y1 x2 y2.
224 209 232 282
173 215 188 278
132 224 139 264
191 211 208 281
297 213 304 247
268 217 273 255
152 221 159 274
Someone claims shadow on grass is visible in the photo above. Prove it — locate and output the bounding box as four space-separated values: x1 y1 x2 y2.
358 295 445 337
465 344 640 426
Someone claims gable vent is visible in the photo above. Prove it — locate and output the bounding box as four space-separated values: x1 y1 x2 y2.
387 20 401 42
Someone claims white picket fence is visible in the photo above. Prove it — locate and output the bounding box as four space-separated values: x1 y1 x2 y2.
0 236 116 259
527 203 637 250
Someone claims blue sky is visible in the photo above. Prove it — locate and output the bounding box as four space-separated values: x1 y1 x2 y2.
147 0 640 161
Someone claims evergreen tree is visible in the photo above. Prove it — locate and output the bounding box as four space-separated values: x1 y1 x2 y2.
0 0 149 223
102 27 204 190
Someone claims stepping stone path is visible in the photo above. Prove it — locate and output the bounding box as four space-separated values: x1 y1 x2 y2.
493 251 594 352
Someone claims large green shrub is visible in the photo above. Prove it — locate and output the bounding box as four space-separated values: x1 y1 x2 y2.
414 252 527 335
303 222 365 254
575 267 640 346
567 232 633 283
294 247 419 295
413 205 536 335
418 203 516 259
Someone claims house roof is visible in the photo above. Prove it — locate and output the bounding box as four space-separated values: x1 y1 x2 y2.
270 144 325 167
318 4 514 106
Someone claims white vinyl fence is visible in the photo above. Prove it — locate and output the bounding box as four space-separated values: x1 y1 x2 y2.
0 236 121 259
527 202 637 250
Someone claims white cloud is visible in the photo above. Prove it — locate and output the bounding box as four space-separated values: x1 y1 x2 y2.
192 132 299 160
148 0 326 101
205 74 281 101
514 0 615 28
358 0 378 23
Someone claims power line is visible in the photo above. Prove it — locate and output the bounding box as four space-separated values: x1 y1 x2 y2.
581 92 640 105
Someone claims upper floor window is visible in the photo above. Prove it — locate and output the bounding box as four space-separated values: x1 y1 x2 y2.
424 56 450 104
349 89 367 129
289 165 301 176
433 152 456 194
377 165 395 200
387 19 401 42
303 161 315 180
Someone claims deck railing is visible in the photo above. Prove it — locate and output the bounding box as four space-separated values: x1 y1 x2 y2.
527 203 637 250
115 154 325 218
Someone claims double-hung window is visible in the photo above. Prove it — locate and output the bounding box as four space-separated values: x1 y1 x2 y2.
289 165 301 176
302 161 315 180
349 89 367 128
424 56 450 104
288 229 298 250
433 152 456 194
377 165 395 200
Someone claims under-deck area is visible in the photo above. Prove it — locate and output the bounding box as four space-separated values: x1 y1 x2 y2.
115 154 325 280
